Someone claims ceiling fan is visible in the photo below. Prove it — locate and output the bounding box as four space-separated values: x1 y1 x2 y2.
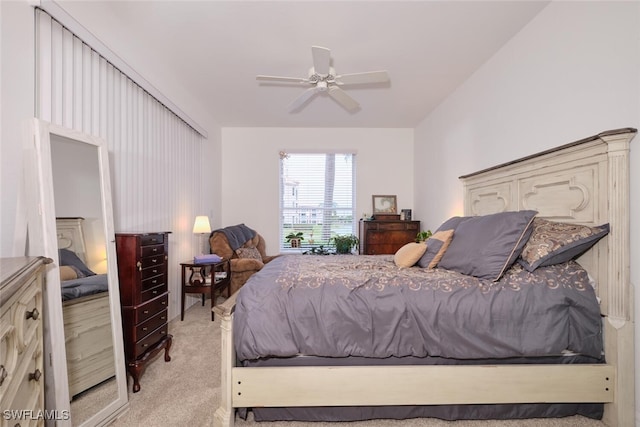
256 46 390 113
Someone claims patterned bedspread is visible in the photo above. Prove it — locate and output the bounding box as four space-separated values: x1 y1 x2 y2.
233 255 602 361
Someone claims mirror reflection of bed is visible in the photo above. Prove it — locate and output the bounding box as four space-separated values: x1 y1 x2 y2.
56 218 117 421
50 135 120 425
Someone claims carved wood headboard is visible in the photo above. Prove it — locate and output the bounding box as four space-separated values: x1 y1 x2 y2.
459 128 635 322
56 217 88 263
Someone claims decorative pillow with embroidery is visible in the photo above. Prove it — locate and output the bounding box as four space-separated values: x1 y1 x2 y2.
236 246 262 260
518 218 609 272
416 229 454 269
394 242 428 268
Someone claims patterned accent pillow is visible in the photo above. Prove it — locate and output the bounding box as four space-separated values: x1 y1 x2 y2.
394 242 428 268
416 229 454 269
518 218 609 272
236 246 262 260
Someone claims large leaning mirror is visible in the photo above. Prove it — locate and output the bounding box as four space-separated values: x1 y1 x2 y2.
24 119 129 426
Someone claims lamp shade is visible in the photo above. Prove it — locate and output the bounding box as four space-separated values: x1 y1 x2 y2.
192 216 212 234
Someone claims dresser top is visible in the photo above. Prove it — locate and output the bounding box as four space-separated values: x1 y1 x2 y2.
115 231 172 236
1 257 50 303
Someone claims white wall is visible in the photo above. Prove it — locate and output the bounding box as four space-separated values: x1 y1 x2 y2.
0 0 34 256
414 0 640 421
221 127 414 253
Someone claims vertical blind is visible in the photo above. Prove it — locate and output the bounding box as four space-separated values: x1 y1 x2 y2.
279 151 356 251
35 8 206 320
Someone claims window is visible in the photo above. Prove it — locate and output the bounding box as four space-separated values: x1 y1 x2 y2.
280 151 356 251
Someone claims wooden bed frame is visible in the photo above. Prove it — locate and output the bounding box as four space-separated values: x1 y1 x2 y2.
213 128 636 427
56 217 116 398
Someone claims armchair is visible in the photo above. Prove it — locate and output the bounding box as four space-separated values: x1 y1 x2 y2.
209 224 278 294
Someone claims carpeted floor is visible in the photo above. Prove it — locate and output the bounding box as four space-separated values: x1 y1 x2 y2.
110 303 606 427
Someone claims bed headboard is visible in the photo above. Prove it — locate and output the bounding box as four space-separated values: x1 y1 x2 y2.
460 128 635 322
56 217 88 263
459 128 637 425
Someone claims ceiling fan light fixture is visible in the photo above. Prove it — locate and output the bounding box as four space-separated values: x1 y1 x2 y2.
257 46 389 112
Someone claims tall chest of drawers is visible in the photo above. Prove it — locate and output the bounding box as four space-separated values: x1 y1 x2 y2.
0 257 49 427
115 232 172 393
359 220 421 255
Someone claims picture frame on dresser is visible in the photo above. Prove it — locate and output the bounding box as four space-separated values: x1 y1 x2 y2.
23 119 129 427
372 195 397 215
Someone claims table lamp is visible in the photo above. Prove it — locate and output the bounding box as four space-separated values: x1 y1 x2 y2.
193 215 212 255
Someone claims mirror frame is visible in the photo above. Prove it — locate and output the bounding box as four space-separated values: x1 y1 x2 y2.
24 118 129 426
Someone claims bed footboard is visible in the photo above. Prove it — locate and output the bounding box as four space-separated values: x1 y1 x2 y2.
63 292 115 397
213 292 238 427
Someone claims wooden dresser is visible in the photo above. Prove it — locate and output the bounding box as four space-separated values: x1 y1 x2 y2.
359 220 420 255
115 232 172 393
0 257 50 426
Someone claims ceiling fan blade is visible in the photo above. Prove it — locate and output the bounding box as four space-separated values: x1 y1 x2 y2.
336 70 390 85
311 46 331 76
256 75 308 83
288 87 318 111
328 86 360 112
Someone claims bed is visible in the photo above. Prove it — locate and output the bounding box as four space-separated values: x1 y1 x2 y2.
56 217 116 398
213 128 636 426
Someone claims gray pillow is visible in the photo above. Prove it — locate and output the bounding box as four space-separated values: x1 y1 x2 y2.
435 216 469 233
416 229 454 268
438 210 537 281
59 248 95 277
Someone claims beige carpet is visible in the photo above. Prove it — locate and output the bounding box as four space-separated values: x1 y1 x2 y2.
110 303 605 427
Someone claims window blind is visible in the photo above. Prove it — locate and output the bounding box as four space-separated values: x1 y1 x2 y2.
279 152 356 251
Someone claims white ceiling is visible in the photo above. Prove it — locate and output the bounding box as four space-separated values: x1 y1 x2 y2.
56 1 550 129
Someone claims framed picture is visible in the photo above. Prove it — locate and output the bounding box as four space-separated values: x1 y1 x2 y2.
372 195 397 214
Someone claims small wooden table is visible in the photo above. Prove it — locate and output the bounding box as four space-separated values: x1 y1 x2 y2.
180 259 231 321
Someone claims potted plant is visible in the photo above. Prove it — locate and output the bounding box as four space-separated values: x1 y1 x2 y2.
285 231 304 248
331 234 359 254
416 230 433 243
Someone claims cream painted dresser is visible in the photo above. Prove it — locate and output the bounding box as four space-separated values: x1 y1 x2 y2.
0 257 50 427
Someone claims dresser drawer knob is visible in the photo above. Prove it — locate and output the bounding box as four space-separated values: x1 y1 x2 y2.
153 248 158 252
161 316 166 320
160 330 166 335
0 365 7 386
142 343 149 348
143 310 149 314
152 269 158 274
161 301 166 305
26 308 39 321
152 280 157 284
29 369 42 382
137 261 142 271
142 327 148 331
152 290 158 295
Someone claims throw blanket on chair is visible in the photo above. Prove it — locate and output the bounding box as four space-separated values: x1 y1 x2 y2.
211 224 257 251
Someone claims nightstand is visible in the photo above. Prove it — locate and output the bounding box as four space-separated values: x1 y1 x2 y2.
180 259 231 321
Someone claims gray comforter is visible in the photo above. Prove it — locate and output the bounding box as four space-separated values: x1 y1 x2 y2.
61 273 108 301
233 255 602 361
